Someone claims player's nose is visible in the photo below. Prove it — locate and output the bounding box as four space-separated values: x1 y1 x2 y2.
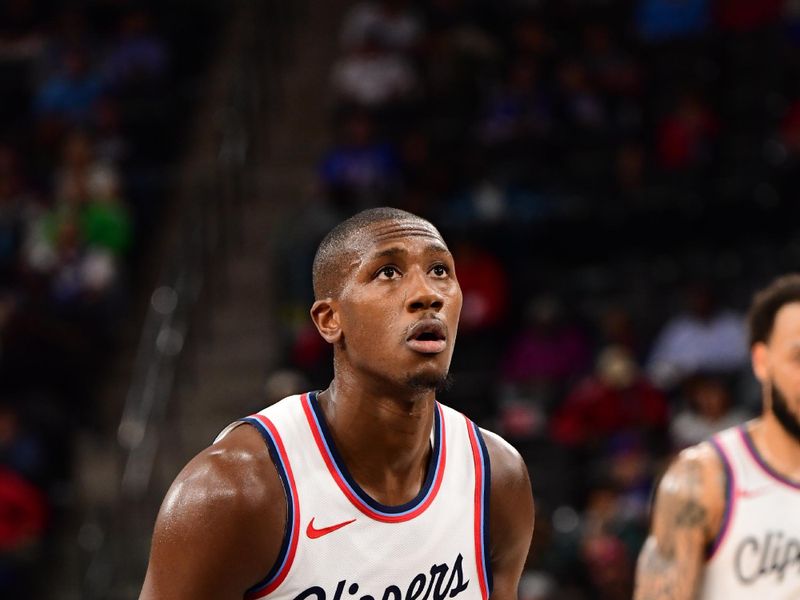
406 269 444 312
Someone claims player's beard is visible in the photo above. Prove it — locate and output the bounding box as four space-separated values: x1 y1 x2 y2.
407 372 453 395
769 377 800 443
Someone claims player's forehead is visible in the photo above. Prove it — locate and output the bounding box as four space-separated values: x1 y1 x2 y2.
350 218 449 257
771 302 800 347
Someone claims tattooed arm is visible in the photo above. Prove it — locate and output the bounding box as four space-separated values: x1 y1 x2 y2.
634 443 725 600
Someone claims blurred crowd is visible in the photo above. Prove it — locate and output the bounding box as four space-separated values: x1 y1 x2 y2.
0 1 222 594
272 1 800 598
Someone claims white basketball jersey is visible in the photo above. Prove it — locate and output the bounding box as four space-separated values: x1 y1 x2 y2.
698 425 800 599
216 392 492 600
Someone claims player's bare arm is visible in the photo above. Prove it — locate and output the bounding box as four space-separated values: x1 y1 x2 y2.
634 443 725 600
139 425 286 600
482 429 535 600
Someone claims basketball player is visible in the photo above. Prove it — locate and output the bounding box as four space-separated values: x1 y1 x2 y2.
634 273 800 598
139 208 535 600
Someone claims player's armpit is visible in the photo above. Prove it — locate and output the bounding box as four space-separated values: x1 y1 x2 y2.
139 424 286 600
481 429 535 600
634 444 725 600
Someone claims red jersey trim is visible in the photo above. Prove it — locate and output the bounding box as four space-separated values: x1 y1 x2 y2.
244 414 301 599
466 418 491 600
301 393 447 523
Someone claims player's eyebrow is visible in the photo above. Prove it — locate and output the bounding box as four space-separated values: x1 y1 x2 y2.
370 243 450 260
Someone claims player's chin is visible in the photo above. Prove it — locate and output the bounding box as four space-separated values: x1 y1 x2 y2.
405 366 452 393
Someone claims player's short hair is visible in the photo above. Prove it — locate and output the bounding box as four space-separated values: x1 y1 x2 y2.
312 207 432 300
747 273 800 346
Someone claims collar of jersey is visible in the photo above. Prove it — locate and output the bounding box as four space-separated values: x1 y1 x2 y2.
739 425 800 490
301 391 446 522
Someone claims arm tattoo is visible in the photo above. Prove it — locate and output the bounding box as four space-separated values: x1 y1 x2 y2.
673 462 707 529
675 500 706 527
634 458 711 600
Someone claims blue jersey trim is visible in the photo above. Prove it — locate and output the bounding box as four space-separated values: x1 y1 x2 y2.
472 423 493 595
241 417 295 595
707 436 733 559
306 391 443 516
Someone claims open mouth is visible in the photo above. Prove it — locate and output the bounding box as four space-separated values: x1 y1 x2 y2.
406 320 447 354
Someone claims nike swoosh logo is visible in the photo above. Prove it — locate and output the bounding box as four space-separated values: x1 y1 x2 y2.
306 517 357 539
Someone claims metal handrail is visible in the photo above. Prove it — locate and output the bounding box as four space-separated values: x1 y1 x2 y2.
77 0 299 595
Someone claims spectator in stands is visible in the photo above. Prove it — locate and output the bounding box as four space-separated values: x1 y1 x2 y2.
502 294 590 401
319 109 400 210
0 463 48 595
512 16 554 63
583 23 640 100
554 58 607 133
57 132 129 256
0 0 48 61
715 0 783 32
92 96 129 165
421 2 500 107
477 57 552 149
331 31 418 109
397 129 449 202
597 305 642 358
581 23 642 133
0 402 47 486
655 91 719 172
571 432 658 599
635 0 711 43
517 572 556 600
0 145 35 289
340 0 423 53
103 9 168 92
580 531 633 600
24 130 129 318
551 345 668 449
669 373 750 449
779 97 800 160
451 240 508 333
34 45 103 128
0 400 50 595
444 151 555 226
646 281 748 388
786 0 800 46
613 141 647 203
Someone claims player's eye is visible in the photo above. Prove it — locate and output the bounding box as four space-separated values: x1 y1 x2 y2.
376 265 400 280
430 264 449 278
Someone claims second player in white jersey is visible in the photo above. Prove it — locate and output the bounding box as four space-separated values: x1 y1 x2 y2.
635 274 800 599
698 425 800 599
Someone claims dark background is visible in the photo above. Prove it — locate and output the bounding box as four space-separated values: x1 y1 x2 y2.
0 1 797 598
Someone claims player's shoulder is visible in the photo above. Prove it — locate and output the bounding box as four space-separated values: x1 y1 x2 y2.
159 422 284 534
653 436 728 535
474 426 535 576
435 402 531 497
141 422 286 597
478 427 529 485
670 422 744 484
661 438 725 494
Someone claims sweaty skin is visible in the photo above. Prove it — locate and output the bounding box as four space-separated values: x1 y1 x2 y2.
140 218 534 600
635 302 800 599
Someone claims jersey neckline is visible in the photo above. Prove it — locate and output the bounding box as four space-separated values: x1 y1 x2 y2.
301 391 446 522
739 425 800 490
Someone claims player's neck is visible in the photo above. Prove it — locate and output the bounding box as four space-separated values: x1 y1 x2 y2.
751 414 800 480
317 377 436 504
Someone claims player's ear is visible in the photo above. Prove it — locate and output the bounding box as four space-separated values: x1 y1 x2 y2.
751 341 768 383
310 299 342 344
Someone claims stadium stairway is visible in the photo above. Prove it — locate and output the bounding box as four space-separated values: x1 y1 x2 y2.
46 1 348 598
